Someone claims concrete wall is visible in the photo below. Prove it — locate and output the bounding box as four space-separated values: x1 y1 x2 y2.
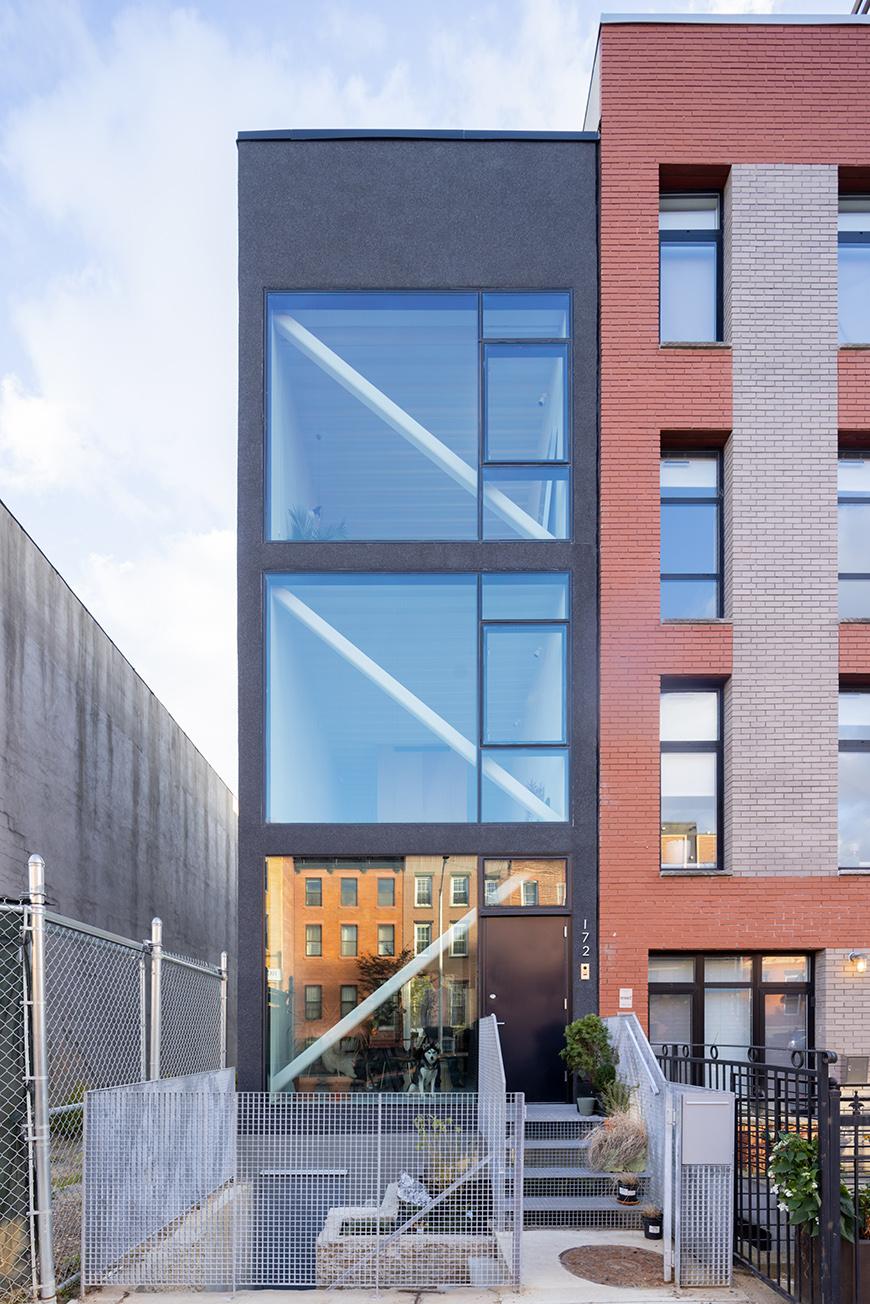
0 500 236 973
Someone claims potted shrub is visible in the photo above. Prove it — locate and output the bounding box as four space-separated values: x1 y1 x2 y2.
768 1132 860 1304
560 1015 618 1115
616 1172 640 1206
641 1203 663 1239
586 1110 648 1173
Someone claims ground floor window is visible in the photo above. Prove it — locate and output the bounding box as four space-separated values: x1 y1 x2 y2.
648 952 812 1064
265 853 568 1093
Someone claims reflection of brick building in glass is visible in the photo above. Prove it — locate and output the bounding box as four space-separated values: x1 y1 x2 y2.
266 855 477 1091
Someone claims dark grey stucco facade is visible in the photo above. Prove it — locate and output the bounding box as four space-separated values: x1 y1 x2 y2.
0 500 237 974
237 132 598 1093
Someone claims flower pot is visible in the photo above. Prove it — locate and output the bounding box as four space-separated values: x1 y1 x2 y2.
577 1096 597 1116
643 1214 663 1240
616 1179 639 1205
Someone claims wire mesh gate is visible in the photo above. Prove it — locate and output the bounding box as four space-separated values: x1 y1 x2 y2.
0 855 228 1304
82 1015 524 1292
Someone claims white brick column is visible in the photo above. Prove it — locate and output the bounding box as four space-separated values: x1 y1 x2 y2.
724 164 839 876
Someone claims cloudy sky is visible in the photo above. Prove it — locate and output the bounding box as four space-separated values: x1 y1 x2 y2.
0 0 846 791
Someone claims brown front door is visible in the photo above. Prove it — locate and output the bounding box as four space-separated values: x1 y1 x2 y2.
481 915 569 1101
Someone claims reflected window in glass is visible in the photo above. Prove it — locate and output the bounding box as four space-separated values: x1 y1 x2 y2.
839 691 870 869
660 686 721 869
839 199 870 345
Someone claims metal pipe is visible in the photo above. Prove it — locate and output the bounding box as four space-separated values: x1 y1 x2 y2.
27 853 57 1304
219 951 228 1070
149 917 162 1080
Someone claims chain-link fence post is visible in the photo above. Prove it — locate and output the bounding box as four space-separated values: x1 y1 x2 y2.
148 918 162 1080
219 951 228 1070
27 855 57 1304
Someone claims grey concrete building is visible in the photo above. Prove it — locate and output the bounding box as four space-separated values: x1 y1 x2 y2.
237 131 598 1099
0 498 236 967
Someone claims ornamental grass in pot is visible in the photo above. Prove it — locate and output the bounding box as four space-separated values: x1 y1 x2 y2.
586 1110 648 1174
616 1172 640 1206
641 1203 663 1239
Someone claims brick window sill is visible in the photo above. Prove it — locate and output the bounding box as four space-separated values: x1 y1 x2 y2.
660 869 731 877
661 618 731 626
659 341 731 350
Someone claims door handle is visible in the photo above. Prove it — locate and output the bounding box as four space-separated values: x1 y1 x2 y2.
495 1020 506 1027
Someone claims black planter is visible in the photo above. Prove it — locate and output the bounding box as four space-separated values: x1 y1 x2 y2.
616 1179 639 1205
643 1214 663 1240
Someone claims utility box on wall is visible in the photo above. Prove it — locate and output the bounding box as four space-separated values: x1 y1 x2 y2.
680 1092 735 1165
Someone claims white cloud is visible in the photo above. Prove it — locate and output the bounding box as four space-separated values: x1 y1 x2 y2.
0 371 97 489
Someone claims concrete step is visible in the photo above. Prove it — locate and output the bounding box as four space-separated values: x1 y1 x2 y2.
525 1103 603 1123
522 1166 650 1181
524 1136 589 1150
523 1195 643 1213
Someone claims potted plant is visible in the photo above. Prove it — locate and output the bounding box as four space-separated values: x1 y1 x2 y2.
768 1132 859 1304
641 1203 663 1239
616 1172 640 1206
586 1110 648 1173
560 1015 618 1115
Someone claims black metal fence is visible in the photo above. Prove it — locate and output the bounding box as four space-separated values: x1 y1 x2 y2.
656 1044 865 1304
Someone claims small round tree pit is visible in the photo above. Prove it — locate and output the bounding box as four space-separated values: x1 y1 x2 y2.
559 1244 665 1287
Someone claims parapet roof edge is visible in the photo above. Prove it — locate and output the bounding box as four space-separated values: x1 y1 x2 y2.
600 11 870 23
236 128 599 143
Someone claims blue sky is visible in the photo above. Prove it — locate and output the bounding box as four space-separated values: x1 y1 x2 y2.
0 0 848 789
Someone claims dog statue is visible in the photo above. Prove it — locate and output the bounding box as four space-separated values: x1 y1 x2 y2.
407 1034 440 1094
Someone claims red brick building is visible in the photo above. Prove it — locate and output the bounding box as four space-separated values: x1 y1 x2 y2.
587 16 870 1060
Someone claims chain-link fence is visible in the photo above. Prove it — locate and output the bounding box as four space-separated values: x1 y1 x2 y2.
0 856 228 1303
0 906 32 1304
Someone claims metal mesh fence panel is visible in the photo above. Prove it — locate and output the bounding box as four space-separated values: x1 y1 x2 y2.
160 954 223 1079
0 906 32 1304
83 1017 523 1294
678 1163 734 1286
43 918 145 1288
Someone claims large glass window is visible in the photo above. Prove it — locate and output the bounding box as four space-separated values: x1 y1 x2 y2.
482 858 567 908
648 953 812 1062
660 453 721 619
660 686 721 870
659 194 722 344
838 454 870 618
839 198 870 345
267 854 575 1093
267 291 571 541
839 691 870 869
266 572 570 823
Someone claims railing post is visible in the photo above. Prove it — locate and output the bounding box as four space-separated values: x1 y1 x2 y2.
138 949 147 1080
27 854 57 1304
148 918 162 1080
219 950 228 1070
817 1067 842 1304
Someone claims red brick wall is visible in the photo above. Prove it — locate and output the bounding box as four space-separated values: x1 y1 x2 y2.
598 22 870 1026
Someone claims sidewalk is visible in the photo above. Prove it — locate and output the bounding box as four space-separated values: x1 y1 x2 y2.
80 1228 779 1304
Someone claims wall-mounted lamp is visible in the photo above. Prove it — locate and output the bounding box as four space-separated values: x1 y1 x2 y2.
849 951 867 974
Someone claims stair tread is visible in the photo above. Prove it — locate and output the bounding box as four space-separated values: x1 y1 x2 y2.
524 1137 589 1150
524 1166 650 1180
525 1104 605 1123
524 1195 642 1212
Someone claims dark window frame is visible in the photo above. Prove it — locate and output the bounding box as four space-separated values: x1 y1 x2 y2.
839 197 870 346
660 680 724 872
648 951 814 1055
304 878 322 907
265 288 574 544
377 877 395 908
659 193 724 344
660 450 723 620
838 452 870 614
838 686 870 870
304 923 322 957
339 877 358 907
